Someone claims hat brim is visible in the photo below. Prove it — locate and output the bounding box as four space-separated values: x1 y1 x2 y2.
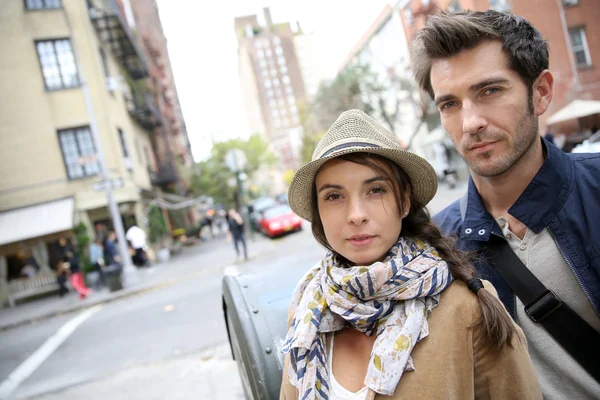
288 148 438 222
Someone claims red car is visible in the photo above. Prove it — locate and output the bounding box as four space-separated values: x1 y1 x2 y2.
259 205 302 238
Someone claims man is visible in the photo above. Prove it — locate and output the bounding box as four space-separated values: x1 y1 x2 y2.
412 10 600 399
104 231 120 266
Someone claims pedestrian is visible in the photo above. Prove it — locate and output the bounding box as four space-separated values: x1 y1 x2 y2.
126 225 149 267
57 237 90 299
280 110 541 399
104 231 120 266
412 10 600 398
56 259 69 297
227 209 248 261
89 237 106 289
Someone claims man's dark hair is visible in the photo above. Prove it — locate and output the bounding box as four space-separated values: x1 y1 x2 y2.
412 10 549 99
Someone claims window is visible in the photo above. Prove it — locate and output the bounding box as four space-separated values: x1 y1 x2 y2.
265 48 272 57
118 128 133 171
264 79 272 88
262 69 269 77
99 47 110 79
280 65 288 74
58 126 99 179
257 49 265 59
269 99 276 107
489 0 510 11
290 105 298 114
287 94 296 104
266 90 274 98
275 46 283 56
282 75 290 85
270 68 277 77
271 109 279 118
25 0 61 9
143 147 152 168
277 56 286 65
259 59 267 68
273 78 280 87
273 37 281 45
569 28 592 68
36 39 79 90
286 86 293 95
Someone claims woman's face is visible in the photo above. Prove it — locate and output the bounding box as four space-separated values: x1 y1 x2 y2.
315 158 407 266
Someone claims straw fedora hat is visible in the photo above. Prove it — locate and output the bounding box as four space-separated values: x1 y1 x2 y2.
288 109 438 222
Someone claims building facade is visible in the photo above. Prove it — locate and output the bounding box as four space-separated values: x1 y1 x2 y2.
127 0 194 192
0 0 169 302
235 8 307 172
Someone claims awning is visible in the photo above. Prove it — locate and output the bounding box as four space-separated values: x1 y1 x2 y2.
547 100 600 125
0 198 74 246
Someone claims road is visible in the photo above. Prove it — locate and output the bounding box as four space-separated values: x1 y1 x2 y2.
0 183 465 400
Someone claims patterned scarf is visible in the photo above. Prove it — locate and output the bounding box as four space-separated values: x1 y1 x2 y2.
282 237 452 399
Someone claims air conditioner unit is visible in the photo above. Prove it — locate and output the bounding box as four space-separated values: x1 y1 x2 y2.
106 76 119 92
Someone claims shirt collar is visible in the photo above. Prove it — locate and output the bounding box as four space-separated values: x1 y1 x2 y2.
461 138 572 241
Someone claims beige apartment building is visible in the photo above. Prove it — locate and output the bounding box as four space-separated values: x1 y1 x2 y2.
0 0 162 296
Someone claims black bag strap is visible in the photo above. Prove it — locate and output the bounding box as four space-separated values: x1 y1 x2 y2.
483 239 600 383
461 193 600 381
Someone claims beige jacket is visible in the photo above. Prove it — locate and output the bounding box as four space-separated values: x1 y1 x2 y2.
280 280 542 400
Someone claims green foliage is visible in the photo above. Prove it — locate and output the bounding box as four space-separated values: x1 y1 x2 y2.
73 222 93 273
188 134 276 206
147 205 168 245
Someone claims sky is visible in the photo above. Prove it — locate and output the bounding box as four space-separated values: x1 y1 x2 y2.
156 0 393 161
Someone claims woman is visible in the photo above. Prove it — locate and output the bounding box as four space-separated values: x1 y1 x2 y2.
57 237 90 299
280 110 541 399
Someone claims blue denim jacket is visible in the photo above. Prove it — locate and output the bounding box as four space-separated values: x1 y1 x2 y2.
434 139 600 318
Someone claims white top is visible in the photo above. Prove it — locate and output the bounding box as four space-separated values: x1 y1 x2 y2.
328 335 369 400
126 225 147 250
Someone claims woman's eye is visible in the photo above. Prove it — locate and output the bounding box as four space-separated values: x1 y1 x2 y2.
324 193 341 201
369 187 385 195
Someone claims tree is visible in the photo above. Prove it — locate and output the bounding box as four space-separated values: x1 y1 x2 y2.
299 62 435 158
188 134 277 206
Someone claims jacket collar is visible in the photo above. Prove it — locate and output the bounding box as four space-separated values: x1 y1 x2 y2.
461 138 573 242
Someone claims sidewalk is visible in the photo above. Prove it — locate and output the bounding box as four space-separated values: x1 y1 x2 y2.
0 234 275 332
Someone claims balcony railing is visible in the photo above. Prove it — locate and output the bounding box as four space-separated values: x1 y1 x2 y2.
87 0 148 79
124 86 161 130
148 162 178 187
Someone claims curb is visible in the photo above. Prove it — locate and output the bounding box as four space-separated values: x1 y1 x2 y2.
0 243 274 333
0 279 176 333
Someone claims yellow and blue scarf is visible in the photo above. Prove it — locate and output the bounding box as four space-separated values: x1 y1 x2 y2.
282 237 452 399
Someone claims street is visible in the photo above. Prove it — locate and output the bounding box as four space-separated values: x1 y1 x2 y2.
0 184 464 400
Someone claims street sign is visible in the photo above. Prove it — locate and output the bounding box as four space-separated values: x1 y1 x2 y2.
92 178 125 192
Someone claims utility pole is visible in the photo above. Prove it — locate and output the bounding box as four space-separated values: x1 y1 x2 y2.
63 6 137 286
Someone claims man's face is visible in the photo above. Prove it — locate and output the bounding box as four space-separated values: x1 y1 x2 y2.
430 41 540 177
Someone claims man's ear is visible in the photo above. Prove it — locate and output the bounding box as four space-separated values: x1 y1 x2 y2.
533 70 554 117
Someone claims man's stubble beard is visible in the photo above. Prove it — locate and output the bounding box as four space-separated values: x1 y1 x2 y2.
462 96 538 178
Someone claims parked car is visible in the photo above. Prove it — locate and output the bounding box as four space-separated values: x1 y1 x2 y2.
248 197 278 232
258 205 302 238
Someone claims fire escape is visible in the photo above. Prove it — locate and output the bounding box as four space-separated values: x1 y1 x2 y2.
88 0 178 188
